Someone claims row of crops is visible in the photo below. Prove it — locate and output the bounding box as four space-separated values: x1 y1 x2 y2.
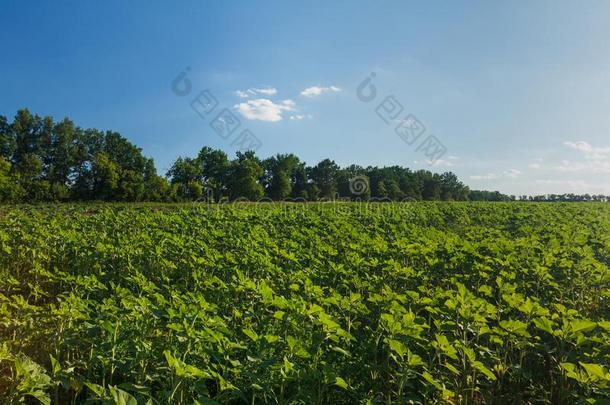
1 202 609 403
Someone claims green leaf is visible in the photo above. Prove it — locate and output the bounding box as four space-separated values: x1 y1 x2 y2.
242 328 259 342
597 321 610 331
421 371 443 391
388 339 407 359
579 362 607 380
472 361 497 381
561 362 586 383
109 385 138 405
569 319 597 334
84 382 106 397
533 317 555 335
444 362 460 375
14 353 52 404
499 320 530 337
330 346 351 357
334 376 349 389
49 354 61 376
407 350 424 367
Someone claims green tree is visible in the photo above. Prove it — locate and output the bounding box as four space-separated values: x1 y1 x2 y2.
264 154 300 200
91 152 119 200
306 183 320 201
290 162 309 199
145 175 171 201
0 109 533 203
309 159 339 199
15 153 50 201
0 115 15 159
117 169 145 201
226 151 264 200
197 147 230 201
167 157 201 185
143 159 170 201
337 165 371 200
422 173 441 200
376 180 388 198
167 157 203 200
440 172 469 201
0 157 24 202
12 109 43 171
44 118 77 186
102 131 147 173
399 172 422 200
386 179 402 200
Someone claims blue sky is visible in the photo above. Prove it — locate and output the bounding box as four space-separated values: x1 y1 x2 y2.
2 1 610 195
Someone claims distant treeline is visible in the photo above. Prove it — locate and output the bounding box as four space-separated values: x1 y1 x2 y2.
469 190 609 202
0 109 607 203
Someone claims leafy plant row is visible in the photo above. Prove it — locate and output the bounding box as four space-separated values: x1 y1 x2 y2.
0 202 609 404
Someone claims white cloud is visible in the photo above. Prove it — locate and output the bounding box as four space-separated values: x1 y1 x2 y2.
470 174 495 180
430 159 454 167
234 98 295 122
557 141 610 173
504 169 523 178
254 87 277 96
465 142 610 195
289 114 313 121
416 155 459 167
234 87 278 98
564 141 610 160
422 159 454 167
557 159 610 173
470 169 522 180
234 90 251 98
300 85 341 97
528 158 544 169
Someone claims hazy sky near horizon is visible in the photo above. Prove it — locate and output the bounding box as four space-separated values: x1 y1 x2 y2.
2 1 610 195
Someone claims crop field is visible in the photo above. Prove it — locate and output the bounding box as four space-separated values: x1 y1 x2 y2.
1 202 609 404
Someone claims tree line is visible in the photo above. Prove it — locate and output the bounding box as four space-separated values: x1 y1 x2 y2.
0 109 470 202
0 109 167 202
0 109 607 203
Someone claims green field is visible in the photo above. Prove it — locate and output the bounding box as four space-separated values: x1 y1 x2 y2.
1 203 609 404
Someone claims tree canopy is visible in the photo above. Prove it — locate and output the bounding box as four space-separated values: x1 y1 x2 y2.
0 109 607 203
